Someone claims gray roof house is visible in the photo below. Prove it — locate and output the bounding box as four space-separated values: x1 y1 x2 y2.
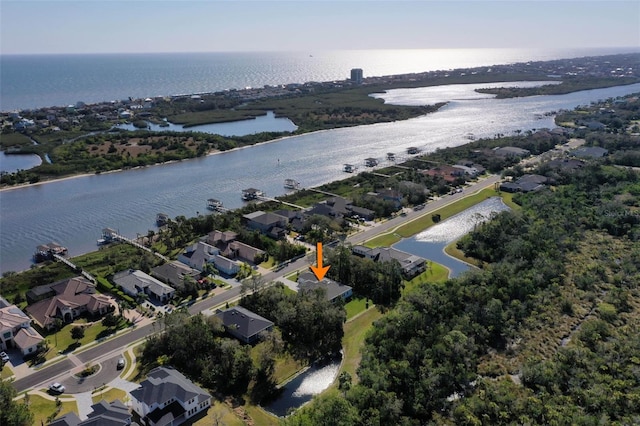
131 366 211 426
113 269 175 303
151 261 200 290
571 146 609 158
493 146 531 158
215 306 274 344
177 241 241 276
297 272 353 302
0 297 44 356
243 211 288 238
352 246 427 279
49 399 132 426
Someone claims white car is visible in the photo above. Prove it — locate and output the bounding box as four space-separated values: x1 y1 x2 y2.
49 382 65 393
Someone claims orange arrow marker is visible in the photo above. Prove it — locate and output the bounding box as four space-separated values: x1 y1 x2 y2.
310 242 330 281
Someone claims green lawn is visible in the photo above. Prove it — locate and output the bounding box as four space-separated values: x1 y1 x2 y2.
1 364 14 379
345 297 369 319
403 261 451 294
47 319 118 356
340 307 383 383
27 394 78 426
366 187 502 248
444 240 481 267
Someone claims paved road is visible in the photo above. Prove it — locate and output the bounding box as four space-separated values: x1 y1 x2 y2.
11 175 499 393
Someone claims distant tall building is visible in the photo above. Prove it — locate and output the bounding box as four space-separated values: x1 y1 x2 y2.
350 68 363 84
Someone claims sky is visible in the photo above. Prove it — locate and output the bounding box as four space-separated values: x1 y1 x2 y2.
1 0 639 54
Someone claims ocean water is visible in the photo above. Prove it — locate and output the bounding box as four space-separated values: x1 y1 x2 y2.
2 47 637 111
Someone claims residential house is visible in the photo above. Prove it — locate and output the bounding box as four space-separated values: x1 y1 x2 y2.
297 272 353 302
570 146 609 158
131 366 212 426
112 269 176 304
243 211 288 239
206 230 266 264
493 146 531 158
26 277 112 330
151 261 201 291
499 174 548 193
0 297 44 356
177 241 240 276
352 246 427 279
422 165 465 183
49 399 132 426
371 188 404 208
214 306 274 344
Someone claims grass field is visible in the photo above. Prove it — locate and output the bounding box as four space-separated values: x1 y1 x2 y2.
92 387 127 404
340 307 384 384
27 394 78 425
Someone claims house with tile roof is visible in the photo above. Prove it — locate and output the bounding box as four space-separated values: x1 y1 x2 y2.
25 277 113 330
215 306 274 344
243 211 288 239
131 366 211 426
49 399 132 426
112 269 176 304
206 230 266 264
0 297 44 356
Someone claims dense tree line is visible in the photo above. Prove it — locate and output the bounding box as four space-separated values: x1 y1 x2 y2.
139 312 256 396
325 244 404 307
240 283 346 361
285 162 640 424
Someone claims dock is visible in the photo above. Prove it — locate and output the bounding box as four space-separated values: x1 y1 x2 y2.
102 228 168 262
52 254 96 283
256 195 305 210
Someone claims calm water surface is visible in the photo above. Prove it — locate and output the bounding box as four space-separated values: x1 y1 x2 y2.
3 48 636 111
0 152 42 173
115 111 298 136
1 82 640 273
394 197 511 278
265 358 341 417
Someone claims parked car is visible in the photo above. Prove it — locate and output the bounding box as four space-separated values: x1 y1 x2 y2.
0 352 9 363
49 383 65 394
117 357 125 370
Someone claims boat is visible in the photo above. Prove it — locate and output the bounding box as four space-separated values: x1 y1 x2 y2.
343 164 357 173
364 158 379 167
407 147 420 155
242 188 264 201
156 213 169 226
207 198 223 210
387 152 396 161
34 242 68 262
284 179 300 190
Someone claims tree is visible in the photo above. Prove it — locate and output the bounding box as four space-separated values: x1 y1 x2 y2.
0 380 33 426
101 313 119 329
71 326 85 345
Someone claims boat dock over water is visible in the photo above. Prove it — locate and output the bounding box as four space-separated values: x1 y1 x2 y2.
343 164 357 173
156 213 169 226
242 188 264 201
284 179 301 190
33 242 68 262
207 198 223 210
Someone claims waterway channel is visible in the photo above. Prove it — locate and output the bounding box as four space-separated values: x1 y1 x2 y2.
1 82 639 274
394 197 511 278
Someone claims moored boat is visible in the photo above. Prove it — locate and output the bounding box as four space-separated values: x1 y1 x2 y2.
156 213 169 226
284 179 300 190
207 198 223 210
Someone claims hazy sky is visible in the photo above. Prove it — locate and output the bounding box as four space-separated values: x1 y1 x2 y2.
1 0 639 54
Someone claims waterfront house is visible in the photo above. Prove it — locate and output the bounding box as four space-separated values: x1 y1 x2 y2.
297 272 353 303
422 165 464 183
131 366 211 426
113 269 176 304
49 399 132 426
206 230 266 264
214 306 274 344
243 211 288 239
493 146 531 158
26 277 112 330
151 261 201 290
352 246 427 279
0 297 44 356
178 241 241 276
